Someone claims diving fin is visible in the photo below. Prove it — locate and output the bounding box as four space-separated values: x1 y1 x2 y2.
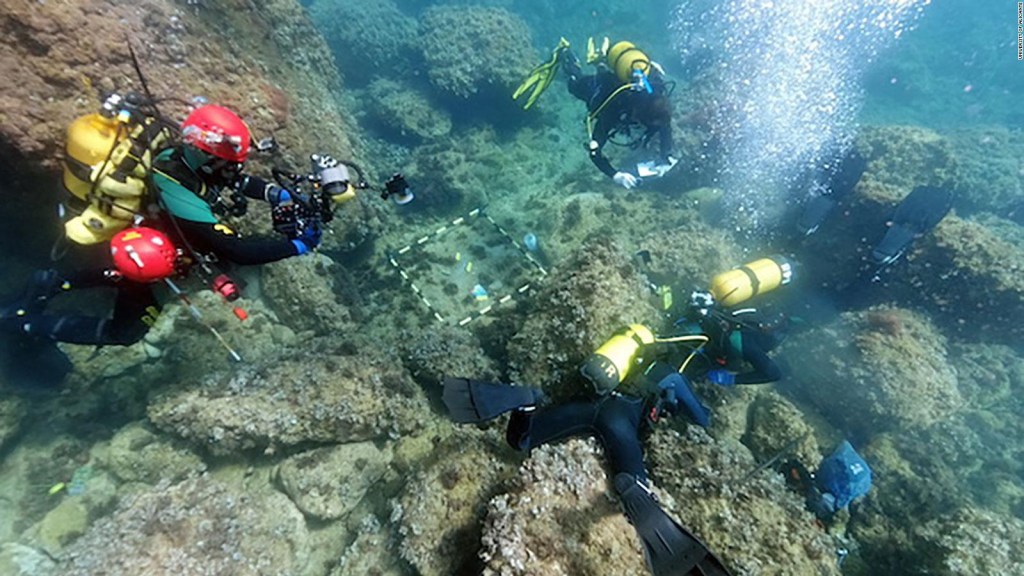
871 185 952 265
513 37 570 109
586 36 610 64
442 377 541 424
614 473 732 576
0 330 72 390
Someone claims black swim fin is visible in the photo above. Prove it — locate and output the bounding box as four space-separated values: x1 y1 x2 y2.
872 185 953 265
0 332 72 389
442 378 540 424
614 473 732 576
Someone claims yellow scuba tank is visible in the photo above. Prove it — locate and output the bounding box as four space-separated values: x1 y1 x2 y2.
61 108 170 245
709 256 795 307
580 324 655 395
63 113 122 201
607 41 651 84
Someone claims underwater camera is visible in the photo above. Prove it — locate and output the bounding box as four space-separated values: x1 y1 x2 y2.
382 173 414 205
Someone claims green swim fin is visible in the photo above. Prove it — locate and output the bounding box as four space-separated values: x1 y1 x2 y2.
513 37 570 109
442 377 540 424
614 473 732 576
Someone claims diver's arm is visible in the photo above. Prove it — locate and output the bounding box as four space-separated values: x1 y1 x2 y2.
175 218 300 265
734 331 782 385
657 124 675 164
589 144 619 178
234 174 284 203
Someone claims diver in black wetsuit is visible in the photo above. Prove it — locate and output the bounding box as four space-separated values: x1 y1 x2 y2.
442 324 761 575
563 41 676 190
1 105 316 354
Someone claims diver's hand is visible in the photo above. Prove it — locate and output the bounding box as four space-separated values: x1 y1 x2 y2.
291 224 321 255
613 171 640 189
706 369 736 387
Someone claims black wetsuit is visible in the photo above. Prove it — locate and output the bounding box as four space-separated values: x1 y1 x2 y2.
566 65 674 178
3 149 300 347
507 393 653 482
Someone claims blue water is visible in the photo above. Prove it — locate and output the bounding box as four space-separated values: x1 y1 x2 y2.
1 0 1021 574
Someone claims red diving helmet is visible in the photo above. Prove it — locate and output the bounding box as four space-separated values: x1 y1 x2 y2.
109 227 180 282
180 105 252 163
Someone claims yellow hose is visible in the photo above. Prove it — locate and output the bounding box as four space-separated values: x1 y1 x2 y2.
654 334 709 374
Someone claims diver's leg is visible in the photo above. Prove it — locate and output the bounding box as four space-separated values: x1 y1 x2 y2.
506 399 600 451
14 283 157 346
106 283 160 345
594 395 649 482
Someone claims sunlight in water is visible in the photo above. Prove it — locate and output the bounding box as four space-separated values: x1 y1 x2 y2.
671 0 932 230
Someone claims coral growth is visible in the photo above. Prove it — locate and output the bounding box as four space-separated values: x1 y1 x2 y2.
506 239 660 399
147 348 430 455
366 78 452 141
58 475 311 575
308 0 419 86
419 6 536 100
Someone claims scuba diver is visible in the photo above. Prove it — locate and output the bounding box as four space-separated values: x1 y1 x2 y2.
443 362 732 576
440 257 796 575
0 101 316 387
514 38 677 190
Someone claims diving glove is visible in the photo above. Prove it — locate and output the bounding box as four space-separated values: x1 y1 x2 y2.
613 171 640 190
706 369 736 387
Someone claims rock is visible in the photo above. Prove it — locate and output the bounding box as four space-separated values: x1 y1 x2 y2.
308 0 419 86
0 396 26 452
400 325 499 387
781 306 961 440
142 342 162 359
915 508 1024 575
33 499 89 557
277 441 392 521
261 255 354 336
480 438 648 576
419 6 536 101
92 422 206 485
148 348 430 455
366 78 452 141
330 514 407 576
396 428 515 576
647 426 841 575
21 468 118 559
0 543 54 576
742 390 822 466
58 475 311 575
